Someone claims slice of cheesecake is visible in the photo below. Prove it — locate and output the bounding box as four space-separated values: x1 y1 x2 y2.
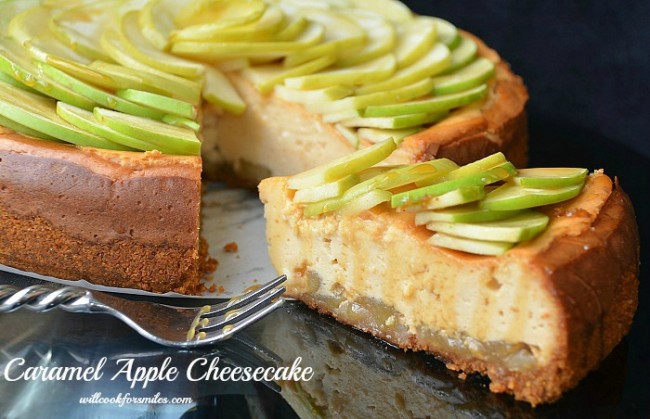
259 158 639 405
0 129 204 293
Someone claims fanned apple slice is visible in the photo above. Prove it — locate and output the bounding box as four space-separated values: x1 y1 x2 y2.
339 189 392 215
348 0 412 23
408 185 485 211
138 0 180 50
49 0 113 61
282 8 366 67
429 233 513 256
174 0 268 37
415 206 523 224
334 123 360 148
431 57 495 95
307 78 433 114
89 61 202 105
202 67 246 115
242 54 336 94
285 54 396 89
340 111 446 129
513 168 589 188
336 16 396 67
162 114 200 132
94 107 201 155
294 174 360 203
364 84 487 117
391 161 516 207
355 43 450 94
274 84 353 103
394 17 437 68
0 40 95 110
56 102 157 152
444 36 478 74
119 11 204 79
357 127 419 143
8 5 91 65
288 137 397 189
41 64 166 120
445 152 507 180
0 69 37 93
273 15 308 41
480 183 586 211
172 5 283 42
0 0 40 36
0 112 57 141
425 211 549 243
0 81 129 150
429 17 459 47
116 89 197 119
171 21 324 59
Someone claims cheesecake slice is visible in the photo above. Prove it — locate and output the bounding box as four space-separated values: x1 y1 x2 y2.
259 156 639 405
0 129 204 293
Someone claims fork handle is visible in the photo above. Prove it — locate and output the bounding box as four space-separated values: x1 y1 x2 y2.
0 285 92 313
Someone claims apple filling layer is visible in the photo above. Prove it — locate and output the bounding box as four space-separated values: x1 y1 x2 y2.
301 270 538 372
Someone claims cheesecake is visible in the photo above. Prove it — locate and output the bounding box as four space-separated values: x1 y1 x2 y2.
259 146 640 405
0 0 528 291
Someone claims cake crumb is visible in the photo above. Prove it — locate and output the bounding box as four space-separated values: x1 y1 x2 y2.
223 242 238 253
207 284 217 293
458 372 467 380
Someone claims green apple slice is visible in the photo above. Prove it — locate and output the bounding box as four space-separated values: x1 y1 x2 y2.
284 54 396 90
321 109 362 124
358 127 419 143
356 43 450 95
172 2 278 42
288 137 397 189
480 182 585 211
512 168 589 188
425 210 549 243
138 0 179 50
0 81 129 150
242 54 336 94
308 78 434 114
336 18 396 67
56 102 157 152
429 233 513 256
0 112 57 141
0 69 37 92
0 39 95 110
340 112 446 129
358 164 406 181
116 89 197 119
93 107 201 156
334 123 360 148
119 11 205 79
162 114 201 132
444 37 478 73
274 84 353 103
415 205 523 224
174 0 267 29
0 0 40 36
347 0 413 23
431 57 495 95
44 56 122 91
364 84 487 117
445 152 507 180
49 0 113 61
409 185 485 211
274 15 309 42
41 64 165 120
202 67 246 115
294 174 360 203
171 21 324 59
338 189 392 215
394 17 437 68
391 161 516 207
89 61 202 105
430 17 458 47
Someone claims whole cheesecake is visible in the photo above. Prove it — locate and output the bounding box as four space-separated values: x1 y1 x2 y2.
0 0 528 291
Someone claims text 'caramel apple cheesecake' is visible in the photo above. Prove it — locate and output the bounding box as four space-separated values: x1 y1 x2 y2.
259 138 640 405
0 0 527 292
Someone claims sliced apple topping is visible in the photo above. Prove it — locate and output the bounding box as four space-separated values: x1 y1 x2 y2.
288 145 589 256
0 0 500 154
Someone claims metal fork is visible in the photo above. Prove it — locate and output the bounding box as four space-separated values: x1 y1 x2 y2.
0 275 287 347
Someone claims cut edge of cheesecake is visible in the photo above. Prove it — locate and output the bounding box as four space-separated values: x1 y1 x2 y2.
202 30 528 185
258 171 639 405
0 128 206 294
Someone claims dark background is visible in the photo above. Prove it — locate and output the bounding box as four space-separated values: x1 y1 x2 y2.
404 0 650 161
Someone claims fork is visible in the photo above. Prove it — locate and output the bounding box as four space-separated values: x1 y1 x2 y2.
0 275 287 348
